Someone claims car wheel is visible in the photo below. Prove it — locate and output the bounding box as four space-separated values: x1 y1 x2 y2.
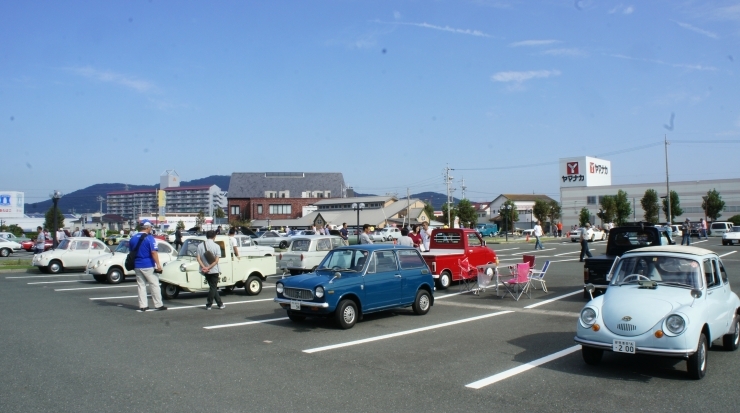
223 285 235 294
279 241 288 249
161 283 179 299
571 239 577 243
288 311 306 322
0 248 10 257
48 260 63 274
723 317 740 351
581 346 603 365
106 268 124 284
245 275 262 296
437 271 452 290
412 290 431 315
687 333 708 380
335 299 358 329
93 274 106 283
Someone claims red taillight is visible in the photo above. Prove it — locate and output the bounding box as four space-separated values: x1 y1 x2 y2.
300 254 304 261
584 269 589 282
278 253 282 260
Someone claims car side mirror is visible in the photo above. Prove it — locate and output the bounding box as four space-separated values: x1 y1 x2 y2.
585 283 596 300
691 289 702 299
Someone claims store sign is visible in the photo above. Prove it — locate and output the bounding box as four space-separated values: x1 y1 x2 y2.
0 191 25 218
559 157 611 188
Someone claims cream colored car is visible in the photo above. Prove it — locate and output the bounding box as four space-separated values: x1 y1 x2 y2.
33 237 111 274
278 235 343 275
87 238 178 284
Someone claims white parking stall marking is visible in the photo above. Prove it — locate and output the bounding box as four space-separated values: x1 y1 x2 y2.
204 317 289 329
693 240 708 244
303 311 513 354
719 251 737 258
166 298 273 311
550 258 579 263
89 291 193 300
493 248 520 252
55 285 134 291
27 280 98 285
6 274 92 279
523 290 581 309
553 251 580 257
511 248 556 255
466 345 581 389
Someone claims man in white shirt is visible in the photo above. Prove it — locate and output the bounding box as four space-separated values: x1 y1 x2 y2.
579 223 593 262
228 227 240 260
359 224 374 244
398 227 414 247
420 222 432 252
532 223 544 250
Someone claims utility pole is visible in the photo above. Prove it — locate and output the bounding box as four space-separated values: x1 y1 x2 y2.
97 196 105 213
445 164 454 227
664 135 672 224
460 177 466 200
405 188 410 227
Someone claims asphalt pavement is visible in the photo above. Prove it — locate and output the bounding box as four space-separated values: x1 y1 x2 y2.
2 237 740 412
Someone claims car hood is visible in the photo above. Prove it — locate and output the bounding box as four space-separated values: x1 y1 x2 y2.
281 272 335 289
601 286 693 337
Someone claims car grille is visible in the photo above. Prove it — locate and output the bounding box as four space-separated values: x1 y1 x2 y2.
283 288 314 300
617 323 637 332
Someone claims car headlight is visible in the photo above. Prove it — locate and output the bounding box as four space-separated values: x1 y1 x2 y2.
315 285 325 298
580 307 598 327
664 314 687 336
276 283 284 294
179 263 187 272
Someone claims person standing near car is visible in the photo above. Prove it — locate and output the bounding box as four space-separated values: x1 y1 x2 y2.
359 224 374 244
533 222 544 250
409 225 422 251
398 227 414 247
228 227 240 261
174 228 183 251
339 223 349 246
197 230 224 310
700 218 708 240
131 221 166 312
579 223 593 262
420 221 432 252
682 218 691 246
35 226 45 254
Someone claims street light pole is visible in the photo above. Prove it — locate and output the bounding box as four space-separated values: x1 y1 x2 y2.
499 205 510 242
50 190 63 248
352 202 365 244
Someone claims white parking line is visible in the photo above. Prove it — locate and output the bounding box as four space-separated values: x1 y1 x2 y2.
550 258 579 263
553 251 580 257
693 240 708 244
492 248 520 252
27 280 97 285
523 290 581 309
166 298 273 310
719 251 737 258
89 292 193 300
510 248 556 255
303 311 514 354
204 317 289 329
6 274 92 279
55 285 134 291
466 345 581 389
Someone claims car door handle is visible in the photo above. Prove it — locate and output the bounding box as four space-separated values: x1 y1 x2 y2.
394 274 402 278
708 291 713 295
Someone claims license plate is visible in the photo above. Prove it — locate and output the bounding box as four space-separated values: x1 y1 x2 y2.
290 300 301 310
613 340 636 354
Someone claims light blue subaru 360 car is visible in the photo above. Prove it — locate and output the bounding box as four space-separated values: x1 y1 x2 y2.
575 245 740 379
274 245 435 329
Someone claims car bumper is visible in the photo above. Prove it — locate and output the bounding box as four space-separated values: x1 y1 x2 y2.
274 297 330 309
574 336 695 358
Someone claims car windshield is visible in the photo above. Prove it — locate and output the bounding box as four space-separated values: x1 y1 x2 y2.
56 239 71 250
732 227 740 233
317 249 370 272
115 241 130 253
610 255 701 289
179 239 204 257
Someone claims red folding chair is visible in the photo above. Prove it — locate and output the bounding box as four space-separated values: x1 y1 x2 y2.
457 257 477 292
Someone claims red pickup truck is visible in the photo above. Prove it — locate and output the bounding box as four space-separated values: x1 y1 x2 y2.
422 228 498 289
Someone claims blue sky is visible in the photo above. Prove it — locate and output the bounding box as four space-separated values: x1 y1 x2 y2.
2 0 739 205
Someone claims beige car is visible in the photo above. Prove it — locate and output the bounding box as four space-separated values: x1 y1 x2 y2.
87 238 178 284
278 235 344 275
33 237 111 274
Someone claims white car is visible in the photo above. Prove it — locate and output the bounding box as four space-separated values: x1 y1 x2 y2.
33 237 111 273
722 227 740 246
87 238 178 283
0 232 30 243
575 245 740 380
231 234 275 257
378 227 402 241
252 230 292 249
569 227 606 242
0 238 23 257
278 235 344 275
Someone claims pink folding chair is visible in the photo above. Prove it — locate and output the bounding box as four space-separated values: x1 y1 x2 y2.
457 257 477 292
502 262 531 301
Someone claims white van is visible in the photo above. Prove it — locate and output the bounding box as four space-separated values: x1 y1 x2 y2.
709 221 733 237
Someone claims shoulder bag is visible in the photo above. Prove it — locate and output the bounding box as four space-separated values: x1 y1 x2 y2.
125 234 149 271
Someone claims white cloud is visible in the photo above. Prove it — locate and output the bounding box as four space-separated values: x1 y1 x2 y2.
377 20 491 37
491 69 561 83
623 6 634 14
609 4 634 15
609 54 717 71
509 39 560 47
393 11 401 20
707 4 740 22
541 48 586 57
68 66 155 93
672 20 719 39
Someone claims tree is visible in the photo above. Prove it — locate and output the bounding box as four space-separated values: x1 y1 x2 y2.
640 189 660 224
547 200 562 229
422 202 435 224
499 200 519 232
662 190 683 223
597 195 616 224
214 207 225 219
579 207 592 227
533 200 550 227
440 203 458 227
195 210 205 230
702 189 725 221
44 206 65 233
456 199 477 228
614 190 632 226
176 220 185 230
728 215 740 226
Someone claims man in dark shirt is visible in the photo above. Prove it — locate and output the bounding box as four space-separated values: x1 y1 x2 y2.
339 222 349 246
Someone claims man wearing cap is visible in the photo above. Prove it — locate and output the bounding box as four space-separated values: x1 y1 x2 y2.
131 220 166 312
681 218 691 246
579 223 593 262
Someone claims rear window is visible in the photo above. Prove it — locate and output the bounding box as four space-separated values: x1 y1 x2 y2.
612 231 658 247
711 223 729 229
398 249 427 269
433 232 461 244
291 239 311 252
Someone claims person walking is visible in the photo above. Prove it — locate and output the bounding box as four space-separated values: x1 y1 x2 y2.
579 223 593 262
174 228 183 251
700 218 708 240
56 228 66 246
556 221 563 238
131 221 166 312
398 227 414 247
663 222 674 244
34 226 45 254
359 224 374 244
420 221 432 252
228 227 240 261
197 230 224 310
339 223 349 246
533 223 544 250
681 219 691 246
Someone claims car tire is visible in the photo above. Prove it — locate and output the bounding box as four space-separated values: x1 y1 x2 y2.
436 271 452 290
687 333 708 380
571 239 577 243
723 317 740 351
288 311 306 322
335 299 358 329
161 283 179 299
0 248 10 257
412 290 431 315
245 275 262 296
223 285 235 294
93 274 106 283
48 260 63 274
106 268 124 284
581 346 603 365
279 241 288 249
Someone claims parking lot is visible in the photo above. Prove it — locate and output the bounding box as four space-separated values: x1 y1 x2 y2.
2 238 740 412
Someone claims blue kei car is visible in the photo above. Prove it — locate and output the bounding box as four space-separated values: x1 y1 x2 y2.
274 245 435 329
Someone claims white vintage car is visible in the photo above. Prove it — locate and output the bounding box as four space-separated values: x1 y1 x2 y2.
0 238 23 257
278 235 344 275
569 227 606 242
86 238 178 284
32 237 112 273
722 227 740 246
575 245 740 379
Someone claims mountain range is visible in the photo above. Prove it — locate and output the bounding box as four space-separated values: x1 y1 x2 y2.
25 176 457 214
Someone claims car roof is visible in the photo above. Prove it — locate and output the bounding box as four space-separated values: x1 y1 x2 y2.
338 244 418 251
290 235 341 240
624 245 714 256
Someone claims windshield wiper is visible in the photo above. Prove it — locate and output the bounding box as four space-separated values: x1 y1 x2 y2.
657 281 692 288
